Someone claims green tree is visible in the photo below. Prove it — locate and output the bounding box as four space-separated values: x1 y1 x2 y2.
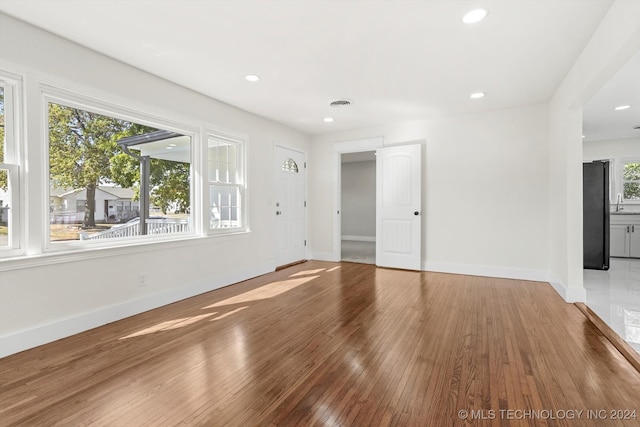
49 103 132 226
110 152 190 214
49 103 191 227
623 163 640 200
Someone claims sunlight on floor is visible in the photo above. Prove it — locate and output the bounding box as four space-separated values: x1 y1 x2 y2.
120 313 216 339
202 276 319 309
119 265 333 340
210 306 248 321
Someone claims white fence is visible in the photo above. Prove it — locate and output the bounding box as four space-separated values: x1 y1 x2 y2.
81 218 190 240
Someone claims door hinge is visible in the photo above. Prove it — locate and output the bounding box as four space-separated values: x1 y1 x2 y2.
304 201 307 207
304 240 307 246
304 162 307 168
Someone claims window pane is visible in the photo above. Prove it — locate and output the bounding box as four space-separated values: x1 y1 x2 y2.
48 102 191 242
624 182 640 200
0 169 8 248
210 184 241 229
217 160 228 183
623 163 640 181
0 85 4 163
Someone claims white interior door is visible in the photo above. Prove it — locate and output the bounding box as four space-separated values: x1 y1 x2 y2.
275 146 306 267
376 144 422 270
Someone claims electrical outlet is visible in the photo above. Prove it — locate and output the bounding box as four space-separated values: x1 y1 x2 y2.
138 272 148 287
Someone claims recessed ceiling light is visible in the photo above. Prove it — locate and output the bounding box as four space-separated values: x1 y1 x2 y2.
165 146 174 150
324 117 334 123
470 92 485 99
245 74 260 82
582 135 586 139
614 105 631 111
462 9 488 24
168 143 177 147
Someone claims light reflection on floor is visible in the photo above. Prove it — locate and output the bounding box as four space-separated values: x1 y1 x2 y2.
584 258 640 354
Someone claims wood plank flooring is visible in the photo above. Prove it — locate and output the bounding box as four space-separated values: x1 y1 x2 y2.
1 261 640 426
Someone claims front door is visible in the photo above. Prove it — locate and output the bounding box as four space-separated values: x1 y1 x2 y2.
376 144 422 270
274 146 306 267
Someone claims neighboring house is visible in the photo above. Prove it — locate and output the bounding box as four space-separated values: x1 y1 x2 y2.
50 186 140 223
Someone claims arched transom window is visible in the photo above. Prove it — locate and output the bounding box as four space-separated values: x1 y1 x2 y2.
282 158 299 173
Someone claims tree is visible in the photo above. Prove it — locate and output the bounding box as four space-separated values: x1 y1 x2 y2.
623 162 640 200
49 103 191 228
110 151 190 214
49 103 133 227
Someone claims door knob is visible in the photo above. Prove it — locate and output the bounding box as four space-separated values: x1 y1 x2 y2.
414 211 420 216
276 211 281 215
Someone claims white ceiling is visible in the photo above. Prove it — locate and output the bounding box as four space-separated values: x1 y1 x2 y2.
583 49 640 142
1 0 636 139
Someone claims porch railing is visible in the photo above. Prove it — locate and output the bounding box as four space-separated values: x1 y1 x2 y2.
81 218 190 240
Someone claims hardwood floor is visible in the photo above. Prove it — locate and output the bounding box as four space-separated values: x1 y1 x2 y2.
1 261 640 426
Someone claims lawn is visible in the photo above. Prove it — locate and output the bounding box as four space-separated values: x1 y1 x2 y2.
50 223 113 241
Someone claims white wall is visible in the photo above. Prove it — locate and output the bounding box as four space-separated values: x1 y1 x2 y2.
583 137 640 161
0 14 310 357
547 0 640 302
311 104 550 281
341 160 376 240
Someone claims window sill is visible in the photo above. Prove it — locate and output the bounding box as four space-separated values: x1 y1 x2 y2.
0 230 252 272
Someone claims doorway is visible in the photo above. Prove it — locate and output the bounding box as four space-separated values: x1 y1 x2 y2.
274 146 306 267
334 139 423 270
341 151 376 264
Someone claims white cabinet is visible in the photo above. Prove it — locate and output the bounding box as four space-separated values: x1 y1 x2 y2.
610 215 640 258
610 224 630 257
631 225 640 257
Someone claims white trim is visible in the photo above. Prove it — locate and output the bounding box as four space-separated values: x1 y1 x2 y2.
310 251 340 262
0 230 252 272
0 262 274 358
206 132 249 235
333 137 384 262
0 72 24 257
273 143 309 262
423 260 550 283
424 261 586 303
546 272 587 303
341 235 375 242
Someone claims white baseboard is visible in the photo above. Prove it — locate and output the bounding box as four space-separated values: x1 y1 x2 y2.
310 251 341 262
0 262 274 358
424 261 586 303
546 272 586 303
423 260 550 283
341 235 376 242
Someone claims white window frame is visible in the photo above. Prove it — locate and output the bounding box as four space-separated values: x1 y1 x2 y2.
207 132 247 234
43 88 200 252
619 158 640 203
0 73 23 257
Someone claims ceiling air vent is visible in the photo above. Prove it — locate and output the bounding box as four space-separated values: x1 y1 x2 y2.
330 99 352 107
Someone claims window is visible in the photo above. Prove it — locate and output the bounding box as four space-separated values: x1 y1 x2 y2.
208 135 244 231
622 160 640 201
282 158 299 173
47 100 192 244
0 75 21 255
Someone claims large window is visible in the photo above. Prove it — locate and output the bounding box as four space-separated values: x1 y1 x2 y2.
0 75 21 255
47 100 192 243
208 135 245 231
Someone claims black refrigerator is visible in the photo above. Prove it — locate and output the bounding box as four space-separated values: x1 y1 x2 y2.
583 160 610 270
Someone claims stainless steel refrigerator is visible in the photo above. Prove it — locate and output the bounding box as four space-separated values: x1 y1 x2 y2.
583 160 610 270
